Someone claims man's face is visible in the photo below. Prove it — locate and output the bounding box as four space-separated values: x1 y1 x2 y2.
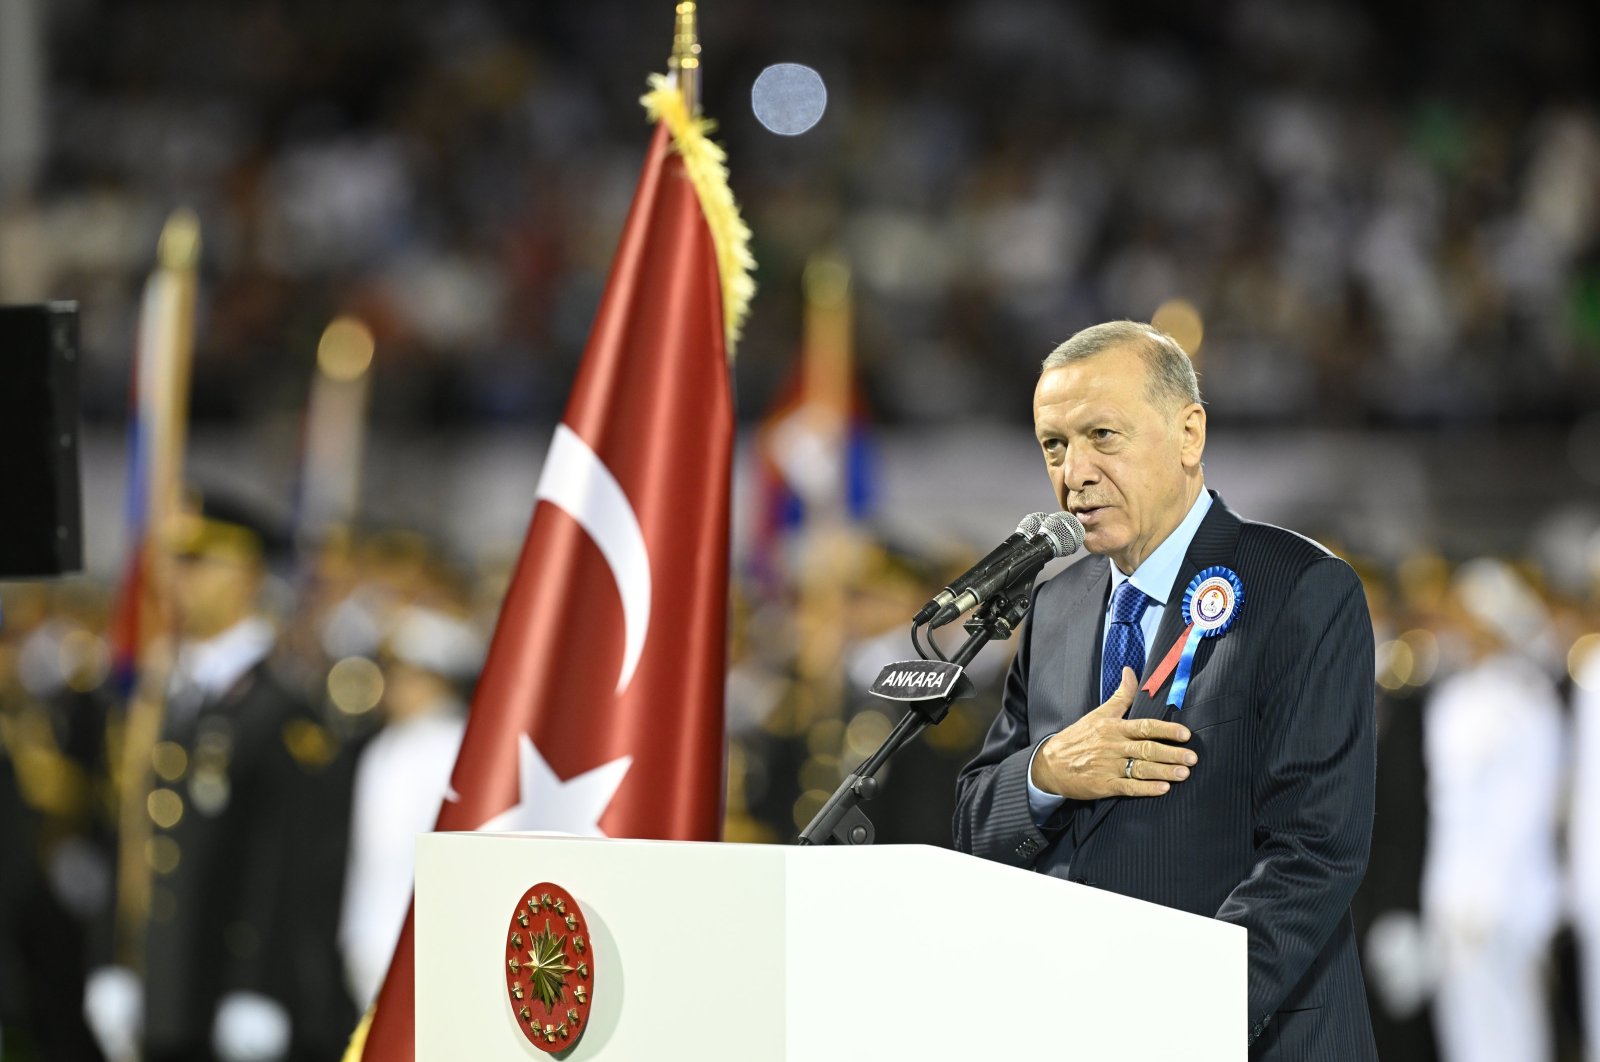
1032 347 1205 574
172 553 260 640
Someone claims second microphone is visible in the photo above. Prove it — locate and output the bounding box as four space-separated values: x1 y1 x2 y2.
924 511 1085 628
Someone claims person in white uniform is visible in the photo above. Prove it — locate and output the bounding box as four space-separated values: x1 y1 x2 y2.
338 604 482 1011
1422 559 1565 1062
1566 636 1600 1062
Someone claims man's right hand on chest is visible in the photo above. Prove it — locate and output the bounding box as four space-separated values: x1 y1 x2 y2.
1029 667 1198 800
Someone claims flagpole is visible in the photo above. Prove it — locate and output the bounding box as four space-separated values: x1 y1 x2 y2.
149 210 201 541
800 250 852 511
669 1 700 114
298 315 375 542
793 252 855 712
114 208 201 964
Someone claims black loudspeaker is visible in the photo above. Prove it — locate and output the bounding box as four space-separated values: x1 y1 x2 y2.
0 303 84 577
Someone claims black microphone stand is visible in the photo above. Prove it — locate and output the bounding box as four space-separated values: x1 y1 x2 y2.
796 577 1034 846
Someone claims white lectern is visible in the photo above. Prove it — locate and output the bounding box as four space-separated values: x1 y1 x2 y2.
415 834 1244 1060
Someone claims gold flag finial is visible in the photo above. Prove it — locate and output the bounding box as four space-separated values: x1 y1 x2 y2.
669 2 701 114
317 315 377 382
803 251 851 311
157 208 201 272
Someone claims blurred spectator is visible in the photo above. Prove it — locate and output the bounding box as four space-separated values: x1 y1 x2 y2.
1353 559 1441 1061
1567 629 1600 1062
0 584 111 1062
337 604 478 1013
1421 560 1566 1062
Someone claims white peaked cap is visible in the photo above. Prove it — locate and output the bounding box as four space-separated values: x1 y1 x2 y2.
1453 557 1547 647
385 605 486 680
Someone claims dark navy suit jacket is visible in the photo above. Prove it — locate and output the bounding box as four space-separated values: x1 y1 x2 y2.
953 494 1378 1059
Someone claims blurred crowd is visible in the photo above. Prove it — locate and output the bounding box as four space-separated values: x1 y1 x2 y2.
4 499 1600 1059
0 505 496 1060
2 0 1600 1059
1352 550 1600 1062
0 0 1596 430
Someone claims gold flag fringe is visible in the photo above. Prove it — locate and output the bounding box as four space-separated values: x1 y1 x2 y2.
340 1006 373 1061
642 74 756 356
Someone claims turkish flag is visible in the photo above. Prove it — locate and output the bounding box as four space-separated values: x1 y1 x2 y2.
356 114 735 1058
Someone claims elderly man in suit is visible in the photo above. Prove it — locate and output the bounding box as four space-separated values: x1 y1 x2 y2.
953 321 1378 1059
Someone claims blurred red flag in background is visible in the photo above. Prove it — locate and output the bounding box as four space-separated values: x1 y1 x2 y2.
354 74 753 1059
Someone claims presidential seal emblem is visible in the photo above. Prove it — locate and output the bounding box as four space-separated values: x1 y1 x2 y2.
504 882 595 1051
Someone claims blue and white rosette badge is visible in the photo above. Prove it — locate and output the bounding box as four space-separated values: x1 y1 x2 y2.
1160 566 1244 710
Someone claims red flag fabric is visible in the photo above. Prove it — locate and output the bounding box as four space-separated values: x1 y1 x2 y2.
356 103 740 1058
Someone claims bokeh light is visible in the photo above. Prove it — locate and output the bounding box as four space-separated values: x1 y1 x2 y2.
793 789 829 831
1152 298 1204 356
146 836 181 874
844 709 892 760
751 63 827 136
317 316 376 382
147 788 184 829
151 741 188 783
1377 639 1414 690
1398 628 1439 687
1572 633 1600 689
327 655 385 715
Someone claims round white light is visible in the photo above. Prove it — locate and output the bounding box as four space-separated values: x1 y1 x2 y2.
751 63 827 136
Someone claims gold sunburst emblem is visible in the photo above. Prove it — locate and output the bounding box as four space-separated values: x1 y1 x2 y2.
503 883 596 1052
525 920 576 1009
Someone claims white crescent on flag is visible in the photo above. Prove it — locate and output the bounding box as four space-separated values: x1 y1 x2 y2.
533 424 652 694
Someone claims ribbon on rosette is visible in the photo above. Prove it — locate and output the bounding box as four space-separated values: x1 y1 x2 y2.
1141 566 1244 710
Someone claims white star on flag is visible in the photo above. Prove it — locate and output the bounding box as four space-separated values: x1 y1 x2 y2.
475 733 632 836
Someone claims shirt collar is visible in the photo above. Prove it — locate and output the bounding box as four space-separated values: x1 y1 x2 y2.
1108 488 1213 608
177 616 276 701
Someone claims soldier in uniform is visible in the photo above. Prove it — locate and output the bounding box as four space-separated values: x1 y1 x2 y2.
86 495 338 1062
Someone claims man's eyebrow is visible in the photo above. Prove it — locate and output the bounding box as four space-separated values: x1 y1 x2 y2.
1045 406 1120 431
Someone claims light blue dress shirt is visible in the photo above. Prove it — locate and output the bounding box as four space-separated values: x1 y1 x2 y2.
1026 489 1213 821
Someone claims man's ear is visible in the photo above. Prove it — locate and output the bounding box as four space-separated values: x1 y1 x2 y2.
1179 403 1206 470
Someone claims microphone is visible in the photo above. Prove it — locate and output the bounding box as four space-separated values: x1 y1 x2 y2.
927 511 1085 628
913 512 1048 626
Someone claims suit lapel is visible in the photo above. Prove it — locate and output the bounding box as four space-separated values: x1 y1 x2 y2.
1049 561 1110 729
1127 497 1241 721
1074 492 1242 848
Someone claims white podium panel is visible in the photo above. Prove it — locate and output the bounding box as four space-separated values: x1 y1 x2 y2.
415 834 1245 1060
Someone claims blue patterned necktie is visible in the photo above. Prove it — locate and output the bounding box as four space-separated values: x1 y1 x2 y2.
1102 581 1152 703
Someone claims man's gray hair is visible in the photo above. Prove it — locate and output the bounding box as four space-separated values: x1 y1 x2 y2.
1041 320 1201 409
